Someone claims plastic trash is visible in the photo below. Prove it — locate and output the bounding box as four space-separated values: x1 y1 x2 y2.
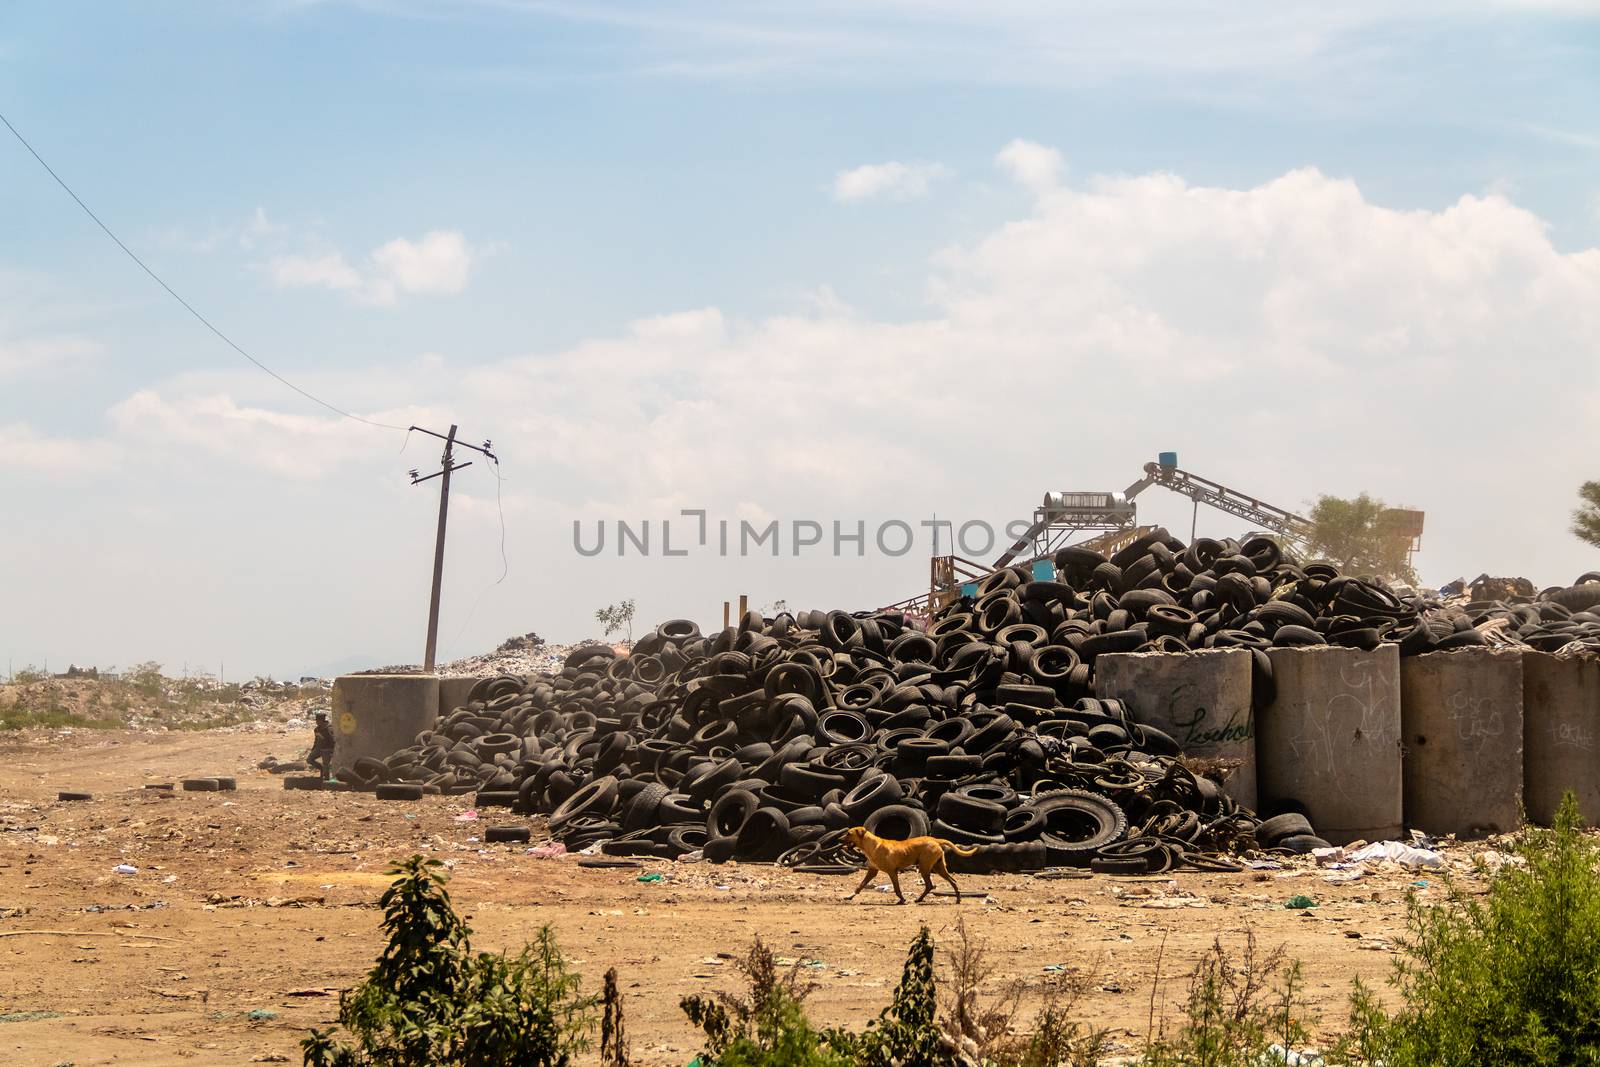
527 843 567 858
454 810 478 822
113 864 138 875
1348 841 1444 868
636 872 665 883
1284 894 1316 909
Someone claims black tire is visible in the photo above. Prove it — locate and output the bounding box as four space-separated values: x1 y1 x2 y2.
549 775 620 831
1026 790 1128 866
622 782 670 831
703 834 738 863
182 778 220 792
865 804 929 840
1255 812 1314 844
485 826 531 844
1277 834 1332 854
779 762 848 800
58 791 92 802
285 776 325 791
708 787 760 838
840 773 903 819
734 807 793 861
376 783 424 801
1548 584 1600 612
476 790 520 809
1090 856 1148 875
143 783 174 790
935 792 1006 834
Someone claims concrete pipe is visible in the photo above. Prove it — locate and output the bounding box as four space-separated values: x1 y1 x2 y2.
1399 648 1523 837
1094 647 1256 807
437 676 483 719
331 674 441 768
1522 652 1600 826
1258 645 1402 844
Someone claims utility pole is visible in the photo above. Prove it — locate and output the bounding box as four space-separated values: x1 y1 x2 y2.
409 424 496 673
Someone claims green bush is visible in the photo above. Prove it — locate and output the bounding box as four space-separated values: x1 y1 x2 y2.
302 856 596 1066
680 937 849 1067
1332 792 1600 1066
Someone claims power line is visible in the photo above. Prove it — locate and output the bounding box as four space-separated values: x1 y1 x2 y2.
0 108 406 432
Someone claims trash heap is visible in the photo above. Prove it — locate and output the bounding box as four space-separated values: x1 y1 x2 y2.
342 533 1600 876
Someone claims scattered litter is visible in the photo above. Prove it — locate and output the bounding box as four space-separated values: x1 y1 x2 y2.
112 864 137 875
1284 895 1317 910
246 1008 278 1021
636 872 665 883
527 843 566 858
454 810 478 822
1348 841 1444 868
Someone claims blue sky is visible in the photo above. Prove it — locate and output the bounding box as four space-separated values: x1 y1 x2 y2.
2 2 1598 678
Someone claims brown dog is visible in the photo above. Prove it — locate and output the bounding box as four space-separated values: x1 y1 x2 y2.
841 826 978 904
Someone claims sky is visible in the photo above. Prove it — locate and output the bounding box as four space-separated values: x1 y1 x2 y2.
2 1 1598 679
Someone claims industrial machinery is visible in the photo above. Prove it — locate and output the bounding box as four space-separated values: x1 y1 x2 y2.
884 451 1424 618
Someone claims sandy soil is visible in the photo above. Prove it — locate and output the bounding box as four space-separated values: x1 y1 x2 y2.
0 727 1473 1066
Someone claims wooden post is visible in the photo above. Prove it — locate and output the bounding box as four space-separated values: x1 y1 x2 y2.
738 594 748 621
723 601 730 628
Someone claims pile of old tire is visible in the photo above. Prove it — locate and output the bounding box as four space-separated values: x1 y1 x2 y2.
341 563 1346 875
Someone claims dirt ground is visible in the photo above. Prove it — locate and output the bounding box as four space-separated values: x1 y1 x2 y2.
0 727 1482 1066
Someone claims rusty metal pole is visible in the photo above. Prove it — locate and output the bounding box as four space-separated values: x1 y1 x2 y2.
423 424 458 672
738 593 748 621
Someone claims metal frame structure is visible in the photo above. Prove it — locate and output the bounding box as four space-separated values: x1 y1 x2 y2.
882 455 1424 618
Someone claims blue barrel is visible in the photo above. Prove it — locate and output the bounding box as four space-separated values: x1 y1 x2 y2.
1158 451 1178 469
1032 559 1055 581
959 582 978 600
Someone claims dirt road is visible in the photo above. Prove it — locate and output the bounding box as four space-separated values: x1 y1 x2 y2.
0 727 1458 1065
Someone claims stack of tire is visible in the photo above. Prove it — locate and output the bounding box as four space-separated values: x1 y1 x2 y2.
337 533 1600 876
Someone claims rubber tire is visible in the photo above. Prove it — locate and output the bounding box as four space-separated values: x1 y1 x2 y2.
864 804 930 840
1256 812 1314 845
58 791 92 802
182 778 220 792
1027 790 1129 866
376 783 425 801
485 826 531 844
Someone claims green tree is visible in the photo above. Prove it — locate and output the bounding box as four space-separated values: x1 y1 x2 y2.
594 600 636 643
303 856 597 1066
1573 481 1600 549
1306 494 1419 584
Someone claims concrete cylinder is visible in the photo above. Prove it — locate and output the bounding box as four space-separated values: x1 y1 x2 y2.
1400 648 1523 837
331 674 440 768
1094 648 1256 807
1258 646 1402 844
437 676 482 718
1522 652 1600 826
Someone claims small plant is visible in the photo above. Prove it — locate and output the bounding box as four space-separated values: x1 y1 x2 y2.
1139 930 1307 1067
303 856 597 1066
681 937 846 1067
600 968 630 1067
594 600 637 643
1331 792 1600 1065
939 917 1108 1067
832 927 952 1067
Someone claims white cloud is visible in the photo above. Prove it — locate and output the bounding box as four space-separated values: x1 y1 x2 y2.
269 251 364 293
995 139 1065 193
831 161 949 202
269 229 477 305
0 423 117 474
10 148 1600 675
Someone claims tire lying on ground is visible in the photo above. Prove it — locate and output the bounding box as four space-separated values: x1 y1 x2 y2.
375 783 424 801
182 778 220 792
485 825 531 844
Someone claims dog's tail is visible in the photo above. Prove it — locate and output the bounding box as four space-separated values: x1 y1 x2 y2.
933 838 980 856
